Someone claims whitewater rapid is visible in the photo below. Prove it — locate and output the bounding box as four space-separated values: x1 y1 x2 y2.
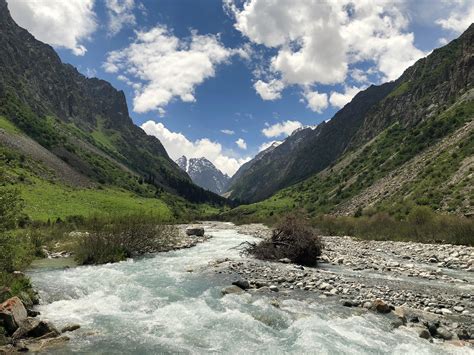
29 223 468 354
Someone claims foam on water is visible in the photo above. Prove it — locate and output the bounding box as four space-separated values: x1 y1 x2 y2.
29 227 470 354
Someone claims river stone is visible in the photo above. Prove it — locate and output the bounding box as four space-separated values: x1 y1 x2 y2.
61 324 80 333
221 286 244 295
232 280 250 290
0 297 27 334
23 335 70 352
371 299 391 314
269 285 279 292
279 258 291 264
13 318 59 340
436 327 453 340
453 306 464 312
416 327 431 340
185 227 204 236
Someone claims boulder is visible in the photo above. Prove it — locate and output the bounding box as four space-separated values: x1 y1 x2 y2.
232 280 250 290
12 318 59 339
371 299 391 314
0 297 27 334
278 258 291 264
221 286 244 295
185 227 204 236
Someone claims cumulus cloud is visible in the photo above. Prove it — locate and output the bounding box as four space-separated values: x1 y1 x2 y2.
436 1 474 34
7 0 97 55
141 120 250 176
221 129 235 135
254 79 284 100
262 120 302 138
329 86 364 109
302 90 328 113
104 26 235 113
226 0 428 112
235 138 247 150
105 0 136 36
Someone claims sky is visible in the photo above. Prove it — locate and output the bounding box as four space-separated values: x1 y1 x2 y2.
6 0 474 176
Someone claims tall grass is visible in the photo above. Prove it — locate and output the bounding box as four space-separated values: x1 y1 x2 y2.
313 206 473 245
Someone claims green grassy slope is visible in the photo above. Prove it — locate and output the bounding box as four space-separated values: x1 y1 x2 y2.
0 139 220 222
224 96 474 222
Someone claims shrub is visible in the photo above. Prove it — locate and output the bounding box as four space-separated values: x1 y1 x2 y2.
243 214 323 266
313 209 474 246
74 215 180 265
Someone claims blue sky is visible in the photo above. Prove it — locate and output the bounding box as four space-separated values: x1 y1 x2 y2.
6 0 474 175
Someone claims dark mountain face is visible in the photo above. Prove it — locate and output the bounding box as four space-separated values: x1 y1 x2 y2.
229 24 474 204
0 0 226 205
175 156 230 195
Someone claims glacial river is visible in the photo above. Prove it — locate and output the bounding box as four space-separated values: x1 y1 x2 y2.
29 223 468 354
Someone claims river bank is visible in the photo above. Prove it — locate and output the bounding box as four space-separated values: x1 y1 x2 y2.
213 223 474 347
5 221 473 353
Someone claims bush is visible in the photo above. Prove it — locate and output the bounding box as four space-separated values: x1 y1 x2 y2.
243 214 323 266
74 214 180 265
313 209 474 245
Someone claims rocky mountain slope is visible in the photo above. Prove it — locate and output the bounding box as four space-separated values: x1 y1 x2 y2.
0 0 225 207
226 24 473 217
176 156 229 194
229 25 473 204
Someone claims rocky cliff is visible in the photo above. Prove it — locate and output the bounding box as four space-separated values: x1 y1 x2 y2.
0 0 226 205
229 24 474 204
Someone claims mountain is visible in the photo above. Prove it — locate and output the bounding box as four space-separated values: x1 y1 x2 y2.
226 24 473 218
229 25 474 205
0 0 226 217
175 156 229 195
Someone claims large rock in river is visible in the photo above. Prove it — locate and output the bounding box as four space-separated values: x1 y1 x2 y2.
0 297 27 334
186 227 205 236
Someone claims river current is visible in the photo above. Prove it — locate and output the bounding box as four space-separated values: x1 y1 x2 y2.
29 223 468 354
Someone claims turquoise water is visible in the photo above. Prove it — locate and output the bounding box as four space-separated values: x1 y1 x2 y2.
29 225 469 354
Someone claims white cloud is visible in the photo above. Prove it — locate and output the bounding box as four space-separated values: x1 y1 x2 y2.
302 90 328 113
254 79 284 100
226 0 427 110
262 120 302 138
258 140 281 152
329 86 364 109
350 68 369 83
221 129 235 135
436 1 474 34
141 120 250 176
105 0 136 36
7 0 97 56
104 26 235 113
84 67 97 78
235 138 247 150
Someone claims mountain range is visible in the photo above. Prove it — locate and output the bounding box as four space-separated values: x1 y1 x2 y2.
175 156 229 195
1 0 472 222
226 24 473 217
0 0 226 219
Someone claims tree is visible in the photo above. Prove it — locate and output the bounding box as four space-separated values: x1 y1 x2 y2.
0 188 24 232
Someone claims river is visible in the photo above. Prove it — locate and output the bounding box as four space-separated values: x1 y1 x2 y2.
28 223 468 354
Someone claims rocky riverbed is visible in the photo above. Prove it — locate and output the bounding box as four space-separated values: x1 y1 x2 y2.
211 224 474 347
